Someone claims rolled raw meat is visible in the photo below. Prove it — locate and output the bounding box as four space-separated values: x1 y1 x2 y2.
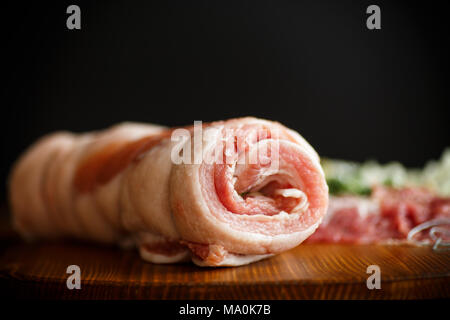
9 117 328 266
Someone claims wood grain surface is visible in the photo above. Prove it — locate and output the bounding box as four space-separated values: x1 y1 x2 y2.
1 230 449 299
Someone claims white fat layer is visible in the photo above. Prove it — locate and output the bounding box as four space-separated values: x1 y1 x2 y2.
274 188 303 198
136 232 190 263
192 253 274 267
274 188 309 214
139 245 191 264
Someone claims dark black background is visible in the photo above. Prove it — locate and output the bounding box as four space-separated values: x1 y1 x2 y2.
1 1 449 203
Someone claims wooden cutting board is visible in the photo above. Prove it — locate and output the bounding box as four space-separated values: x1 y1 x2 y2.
1 225 449 299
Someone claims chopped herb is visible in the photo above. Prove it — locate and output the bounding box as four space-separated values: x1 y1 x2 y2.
321 148 450 197
383 178 394 187
326 178 347 195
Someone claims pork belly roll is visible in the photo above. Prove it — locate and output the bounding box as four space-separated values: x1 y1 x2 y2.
9 117 328 266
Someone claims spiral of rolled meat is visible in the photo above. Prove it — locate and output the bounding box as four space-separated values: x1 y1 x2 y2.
9 117 328 266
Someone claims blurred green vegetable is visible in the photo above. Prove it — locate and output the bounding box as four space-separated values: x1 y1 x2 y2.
322 148 450 196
